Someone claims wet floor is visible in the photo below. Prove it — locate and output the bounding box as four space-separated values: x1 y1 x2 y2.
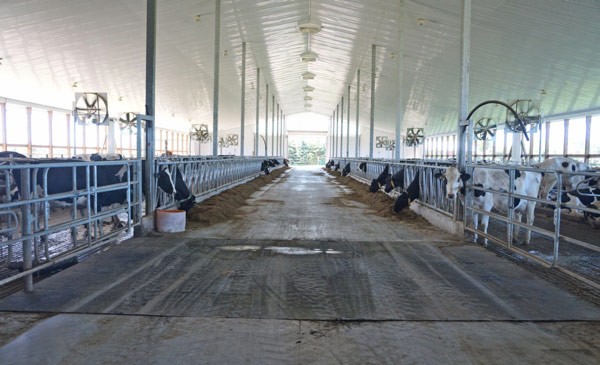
1 166 600 364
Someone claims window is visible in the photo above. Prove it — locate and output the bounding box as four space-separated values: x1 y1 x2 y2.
6 104 27 145
567 117 586 156
547 120 565 155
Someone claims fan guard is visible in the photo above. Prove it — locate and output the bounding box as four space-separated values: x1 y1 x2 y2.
375 136 388 149
405 128 424 147
505 99 540 132
118 112 138 130
474 117 497 141
191 124 210 143
74 92 109 125
226 134 239 147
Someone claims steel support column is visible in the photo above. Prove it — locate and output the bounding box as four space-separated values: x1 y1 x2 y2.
346 85 350 158
340 97 344 158
264 84 269 156
212 0 221 156
255 68 260 156
457 0 471 171
355 70 360 157
144 0 157 216
240 41 246 156
369 44 376 159
395 6 404 160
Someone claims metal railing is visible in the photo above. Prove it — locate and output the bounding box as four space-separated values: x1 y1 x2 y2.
0 155 282 290
331 157 600 289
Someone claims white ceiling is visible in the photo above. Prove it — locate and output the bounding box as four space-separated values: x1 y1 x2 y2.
0 0 599 137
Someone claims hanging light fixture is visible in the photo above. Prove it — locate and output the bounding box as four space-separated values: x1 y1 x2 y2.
304 96 313 101
303 85 315 92
301 50 318 62
302 71 316 80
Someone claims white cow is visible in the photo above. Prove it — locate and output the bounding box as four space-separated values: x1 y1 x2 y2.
437 166 542 246
535 157 589 201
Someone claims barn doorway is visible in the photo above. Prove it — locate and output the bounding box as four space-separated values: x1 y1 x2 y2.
286 113 328 166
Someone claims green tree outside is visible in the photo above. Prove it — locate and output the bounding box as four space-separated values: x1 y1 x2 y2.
288 140 326 165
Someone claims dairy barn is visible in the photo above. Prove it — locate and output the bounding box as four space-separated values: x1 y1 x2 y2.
1 0 600 363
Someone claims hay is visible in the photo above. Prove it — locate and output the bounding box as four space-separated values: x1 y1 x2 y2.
187 167 289 227
324 168 428 224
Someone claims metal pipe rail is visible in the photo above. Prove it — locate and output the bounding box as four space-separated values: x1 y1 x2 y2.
0 156 283 290
331 157 600 289
155 156 282 211
0 159 141 289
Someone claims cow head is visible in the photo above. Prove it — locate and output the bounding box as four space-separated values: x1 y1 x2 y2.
342 163 350 176
584 201 600 228
358 162 367 173
436 167 470 199
393 192 409 213
384 169 404 193
156 167 196 212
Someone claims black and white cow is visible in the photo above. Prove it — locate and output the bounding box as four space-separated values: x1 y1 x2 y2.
567 177 600 228
536 157 589 201
325 159 335 169
384 168 404 193
73 153 123 161
342 163 350 177
0 151 28 202
261 160 274 175
358 162 367 173
369 164 389 193
436 166 541 245
393 171 420 213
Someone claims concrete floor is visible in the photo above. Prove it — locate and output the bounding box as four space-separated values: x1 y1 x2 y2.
1 166 600 364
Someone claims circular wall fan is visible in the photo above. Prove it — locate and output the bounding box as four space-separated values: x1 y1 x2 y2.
74 92 109 125
505 99 540 132
118 112 138 130
226 134 239 146
474 117 497 140
191 124 210 143
405 128 424 147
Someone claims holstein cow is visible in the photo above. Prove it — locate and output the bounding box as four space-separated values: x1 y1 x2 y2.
0 151 28 202
536 157 589 201
358 162 367 173
325 159 335 169
384 168 405 193
261 160 272 175
369 164 390 192
342 163 350 177
393 171 420 213
567 177 600 228
334 162 341 172
436 166 541 245
73 153 123 161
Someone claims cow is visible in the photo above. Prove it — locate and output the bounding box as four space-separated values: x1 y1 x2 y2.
260 159 275 175
342 163 350 177
393 171 420 213
283 159 290 167
73 153 123 161
0 151 28 202
358 162 367 173
334 162 340 172
536 157 589 201
325 159 335 169
384 168 404 193
369 164 389 192
436 166 542 245
567 177 600 228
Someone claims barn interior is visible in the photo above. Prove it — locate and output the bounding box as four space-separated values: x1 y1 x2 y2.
1 1 600 364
